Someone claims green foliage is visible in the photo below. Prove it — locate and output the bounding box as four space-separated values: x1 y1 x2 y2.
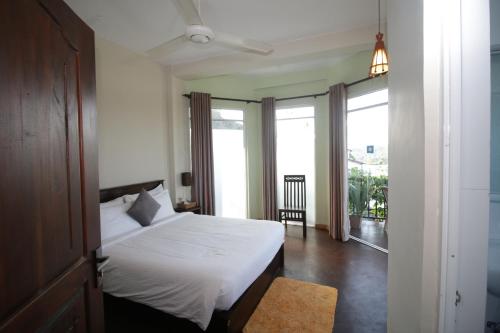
368 174 388 218
348 168 369 216
348 168 388 218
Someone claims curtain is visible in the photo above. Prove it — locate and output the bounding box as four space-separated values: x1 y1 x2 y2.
190 92 215 215
261 97 278 221
329 84 350 241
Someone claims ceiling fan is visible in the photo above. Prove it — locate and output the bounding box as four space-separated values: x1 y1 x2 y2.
147 0 274 59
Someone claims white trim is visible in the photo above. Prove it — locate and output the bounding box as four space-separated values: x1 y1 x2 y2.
439 0 462 331
349 235 388 253
439 0 491 331
275 102 318 227
456 0 490 330
243 106 249 219
211 107 249 219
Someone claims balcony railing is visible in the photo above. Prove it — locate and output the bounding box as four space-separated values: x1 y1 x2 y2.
364 190 387 221
348 162 388 221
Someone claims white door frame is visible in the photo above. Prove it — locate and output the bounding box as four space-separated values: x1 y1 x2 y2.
438 0 491 332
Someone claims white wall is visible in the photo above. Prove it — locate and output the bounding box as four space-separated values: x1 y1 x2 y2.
165 67 190 204
95 37 169 189
387 0 426 332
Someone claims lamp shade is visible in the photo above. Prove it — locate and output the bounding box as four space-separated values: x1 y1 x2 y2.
181 172 192 186
369 33 389 77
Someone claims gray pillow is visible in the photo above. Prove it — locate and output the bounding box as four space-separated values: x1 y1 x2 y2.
126 189 161 226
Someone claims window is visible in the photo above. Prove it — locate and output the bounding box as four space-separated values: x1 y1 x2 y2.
276 106 316 225
212 109 247 218
347 89 388 171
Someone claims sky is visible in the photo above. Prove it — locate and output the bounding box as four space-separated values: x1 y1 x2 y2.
347 89 388 150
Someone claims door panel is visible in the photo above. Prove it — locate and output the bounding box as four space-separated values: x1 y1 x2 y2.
42 288 87 333
0 0 103 332
36 13 83 286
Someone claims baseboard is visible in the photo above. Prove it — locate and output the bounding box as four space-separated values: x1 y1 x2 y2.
315 224 329 231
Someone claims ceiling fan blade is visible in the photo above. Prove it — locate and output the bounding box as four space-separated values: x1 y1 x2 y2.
214 32 273 55
172 0 203 25
147 35 186 59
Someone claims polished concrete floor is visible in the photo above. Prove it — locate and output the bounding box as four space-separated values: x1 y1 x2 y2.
283 225 387 333
349 219 388 249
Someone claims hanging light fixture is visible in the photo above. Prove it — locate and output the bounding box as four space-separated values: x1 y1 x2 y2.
369 0 389 77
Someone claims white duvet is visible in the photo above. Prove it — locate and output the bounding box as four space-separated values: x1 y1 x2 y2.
101 213 284 330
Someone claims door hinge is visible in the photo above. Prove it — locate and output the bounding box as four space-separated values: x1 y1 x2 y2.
455 290 462 306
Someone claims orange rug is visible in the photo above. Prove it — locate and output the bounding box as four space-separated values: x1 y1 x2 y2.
243 277 338 333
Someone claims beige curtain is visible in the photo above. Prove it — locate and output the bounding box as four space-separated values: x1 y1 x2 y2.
190 92 215 215
261 97 278 221
329 84 350 241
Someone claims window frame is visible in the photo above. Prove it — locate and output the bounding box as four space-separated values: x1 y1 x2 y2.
211 108 248 218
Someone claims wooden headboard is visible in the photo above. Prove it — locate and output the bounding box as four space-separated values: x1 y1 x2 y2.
99 180 164 203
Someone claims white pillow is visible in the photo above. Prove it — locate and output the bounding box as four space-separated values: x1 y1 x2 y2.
100 201 141 241
152 190 176 223
100 196 124 208
123 183 164 203
149 183 164 195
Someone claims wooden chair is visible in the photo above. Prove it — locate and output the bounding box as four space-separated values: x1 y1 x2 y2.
278 175 307 238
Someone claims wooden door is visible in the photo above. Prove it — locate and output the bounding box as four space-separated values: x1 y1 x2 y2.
0 0 103 332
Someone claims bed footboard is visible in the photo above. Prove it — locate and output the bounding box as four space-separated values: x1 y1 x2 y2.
104 244 284 333
209 244 284 333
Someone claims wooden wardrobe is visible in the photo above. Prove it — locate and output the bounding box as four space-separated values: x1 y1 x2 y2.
0 0 104 332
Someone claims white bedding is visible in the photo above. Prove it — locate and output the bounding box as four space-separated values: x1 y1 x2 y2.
101 213 284 330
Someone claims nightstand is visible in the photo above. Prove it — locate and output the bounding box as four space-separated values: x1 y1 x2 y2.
174 205 201 214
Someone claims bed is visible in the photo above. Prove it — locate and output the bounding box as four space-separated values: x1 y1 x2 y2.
99 180 284 333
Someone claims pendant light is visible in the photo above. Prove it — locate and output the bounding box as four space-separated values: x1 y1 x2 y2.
369 0 389 77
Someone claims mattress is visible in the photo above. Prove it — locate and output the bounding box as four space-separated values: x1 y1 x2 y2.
101 213 284 330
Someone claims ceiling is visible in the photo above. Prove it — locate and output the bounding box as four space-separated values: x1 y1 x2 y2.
65 0 386 78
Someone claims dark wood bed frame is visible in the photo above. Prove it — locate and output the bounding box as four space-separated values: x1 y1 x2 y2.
100 180 284 333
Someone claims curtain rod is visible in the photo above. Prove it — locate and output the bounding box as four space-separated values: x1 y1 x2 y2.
345 76 373 87
182 94 260 104
183 75 378 104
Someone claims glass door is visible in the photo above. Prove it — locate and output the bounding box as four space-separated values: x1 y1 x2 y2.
212 109 247 218
347 89 388 250
276 106 316 225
